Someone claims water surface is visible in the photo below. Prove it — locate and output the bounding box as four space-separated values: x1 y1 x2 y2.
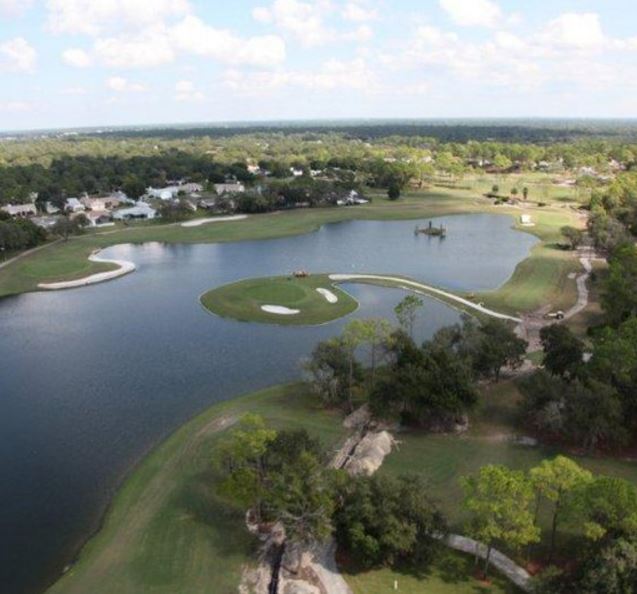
0 214 537 594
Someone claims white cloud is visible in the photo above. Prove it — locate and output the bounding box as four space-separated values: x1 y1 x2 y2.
0 100 32 111
252 0 329 46
439 0 502 28
46 0 191 35
95 29 176 68
106 76 147 93
175 80 204 102
542 13 605 50
0 0 33 16
60 86 88 95
223 58 378 93
0 37 36 72
62 48 92 68
170 16 286 66
342 1 378 22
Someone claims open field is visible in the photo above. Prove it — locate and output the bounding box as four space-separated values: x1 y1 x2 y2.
47 376 637 594
200 274 358 325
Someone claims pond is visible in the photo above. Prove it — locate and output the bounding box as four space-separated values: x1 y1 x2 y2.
0 214 537 594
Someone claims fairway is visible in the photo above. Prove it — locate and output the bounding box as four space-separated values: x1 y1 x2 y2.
200 274 358 325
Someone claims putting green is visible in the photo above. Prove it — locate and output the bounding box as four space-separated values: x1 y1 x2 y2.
200 274 358 325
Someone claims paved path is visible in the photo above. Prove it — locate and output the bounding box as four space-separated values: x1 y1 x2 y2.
563 246 593 320
329 273 522 323
38 251 135 290
440 534 531 592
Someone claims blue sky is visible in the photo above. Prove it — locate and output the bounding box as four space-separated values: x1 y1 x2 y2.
0 0 636 130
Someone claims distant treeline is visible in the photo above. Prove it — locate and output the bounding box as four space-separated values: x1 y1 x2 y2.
79 121 637 143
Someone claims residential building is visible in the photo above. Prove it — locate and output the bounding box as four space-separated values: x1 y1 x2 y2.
112 203 157 221
1 203 37 218
214 182 245 194
65 198 85 212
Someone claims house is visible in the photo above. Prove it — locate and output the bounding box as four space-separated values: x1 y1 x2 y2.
198 197 218 210
214 182 245 195
112 202 157 221
81 197 107 211
1 203 37 218
65 198 85 213
290 168 304 177
32 216 60 229
147 183 203 200
247 164 261 175
45 201 60 214
84 211 114 227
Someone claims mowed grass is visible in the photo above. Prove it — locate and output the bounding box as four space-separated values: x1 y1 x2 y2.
344 552 517 594
47 384 348 594
200 274 358 325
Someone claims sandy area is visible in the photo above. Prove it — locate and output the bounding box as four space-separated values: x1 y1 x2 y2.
181 215 248 227
316 287 338 303
260 304 300 315
38 251 135 290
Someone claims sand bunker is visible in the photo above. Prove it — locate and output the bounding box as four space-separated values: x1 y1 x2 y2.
316 287 338 303
38 251 135 290
260 305 300 315
181 215 247 227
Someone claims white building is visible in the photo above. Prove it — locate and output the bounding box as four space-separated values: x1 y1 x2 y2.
147 183 203 200
214 182 245 195
1 203 37 217
112 203 157 221
65 198 85 213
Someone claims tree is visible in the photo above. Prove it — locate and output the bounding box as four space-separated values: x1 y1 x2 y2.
602 244 637 326
387 182 401 200
511 187 519 197
529 456 592 562
334 474 445 569
572 476 637 542
346 318 392 390
473 319 527 381
523 187 529 200
267 450 335 571
51 215 86 241
121 174 146 200
539 324 584 379
578 538 637 594
215 414 277 522
491 184 500 194
303 337 363 409
461 465 540 577
394 294 423 338
371 338 477 427
561 225 584 250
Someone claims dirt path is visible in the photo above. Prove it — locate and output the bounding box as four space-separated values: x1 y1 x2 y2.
516 245 595 352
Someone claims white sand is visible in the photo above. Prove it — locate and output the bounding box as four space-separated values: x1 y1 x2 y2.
316 287 338 303
38 251 136 290
261 304 300 315
181 215 248 227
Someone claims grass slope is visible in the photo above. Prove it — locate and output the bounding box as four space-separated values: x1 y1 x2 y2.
200 274 358 325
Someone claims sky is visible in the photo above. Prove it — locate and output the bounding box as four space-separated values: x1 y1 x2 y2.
0 0 636 130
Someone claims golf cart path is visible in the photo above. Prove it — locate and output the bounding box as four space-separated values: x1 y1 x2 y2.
329 274 522 323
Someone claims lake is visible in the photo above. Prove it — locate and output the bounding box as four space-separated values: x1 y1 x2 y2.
0 214 537 594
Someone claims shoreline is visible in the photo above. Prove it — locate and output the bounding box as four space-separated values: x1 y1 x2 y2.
37 251 135 290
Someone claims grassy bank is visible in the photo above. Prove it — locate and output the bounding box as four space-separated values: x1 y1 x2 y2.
200 274 358 325
47 376 637 594
0 189 581 317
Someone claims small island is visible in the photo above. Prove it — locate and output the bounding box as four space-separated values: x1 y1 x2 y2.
200 274 358 325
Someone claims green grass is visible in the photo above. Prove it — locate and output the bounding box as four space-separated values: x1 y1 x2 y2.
47 384 348 594
343 552 517 594
200 274 358 325
47 378 637 594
